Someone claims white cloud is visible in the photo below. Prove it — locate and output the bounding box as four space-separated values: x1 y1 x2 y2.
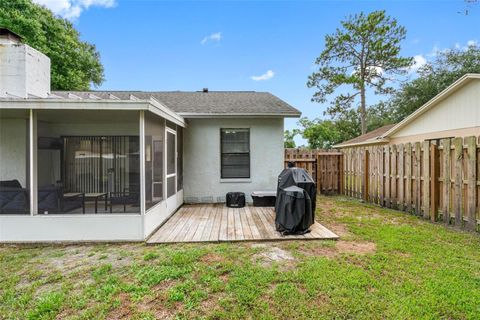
251 70 275 81
33 0 116 19
467 39 478 47
200 32 222 45
409 54 427 72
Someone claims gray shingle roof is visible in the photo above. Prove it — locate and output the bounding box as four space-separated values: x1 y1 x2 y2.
334 124 395 148
51 90 301 117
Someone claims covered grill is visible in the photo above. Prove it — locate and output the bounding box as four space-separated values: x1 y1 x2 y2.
275 167 316 235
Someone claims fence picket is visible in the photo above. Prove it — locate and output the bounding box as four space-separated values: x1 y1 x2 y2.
398 144 405 211
453 138 463 227
405 143 412 213
423 141 430 219
466 136 477 231
442 139 451 224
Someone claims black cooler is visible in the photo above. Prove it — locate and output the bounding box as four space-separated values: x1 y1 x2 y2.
275 167 316 235
251 191 276 207
226 192 246 208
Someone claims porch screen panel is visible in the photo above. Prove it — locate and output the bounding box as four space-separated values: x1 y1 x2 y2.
177 126 183 191
144 113 165 210
63 136 137 194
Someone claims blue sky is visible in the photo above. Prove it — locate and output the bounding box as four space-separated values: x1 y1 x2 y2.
36 0 480 145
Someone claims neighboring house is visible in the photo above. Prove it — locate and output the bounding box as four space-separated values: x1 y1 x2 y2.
0 29 300 242
334 73 480 149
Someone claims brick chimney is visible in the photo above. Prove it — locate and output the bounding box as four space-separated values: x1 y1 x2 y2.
0 28 51 98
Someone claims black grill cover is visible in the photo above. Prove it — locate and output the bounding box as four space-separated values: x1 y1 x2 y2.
275 168 316 234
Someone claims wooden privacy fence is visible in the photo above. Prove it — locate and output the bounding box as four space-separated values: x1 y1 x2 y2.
342 136 480 232
284 149 343 195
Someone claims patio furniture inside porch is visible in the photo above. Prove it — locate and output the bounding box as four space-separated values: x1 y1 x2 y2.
147 204 338 244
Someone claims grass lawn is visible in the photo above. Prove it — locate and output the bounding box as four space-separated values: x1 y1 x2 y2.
1 196 479 320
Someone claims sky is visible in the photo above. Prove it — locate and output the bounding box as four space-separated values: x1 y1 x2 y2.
34 0 480 145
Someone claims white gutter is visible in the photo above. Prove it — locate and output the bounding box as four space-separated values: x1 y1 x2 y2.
333 138 389 149
178 112 301 118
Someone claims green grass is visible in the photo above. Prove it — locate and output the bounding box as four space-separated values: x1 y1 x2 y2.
1 196 479 319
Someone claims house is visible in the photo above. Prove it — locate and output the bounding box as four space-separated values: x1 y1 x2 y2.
0 29 300 242
335 73 480 149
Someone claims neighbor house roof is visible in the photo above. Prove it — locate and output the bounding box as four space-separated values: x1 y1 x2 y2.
334 124 395 148
333 73 480 148
50 90 302 117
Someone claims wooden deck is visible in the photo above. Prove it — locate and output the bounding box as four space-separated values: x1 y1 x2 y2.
147 204 338 244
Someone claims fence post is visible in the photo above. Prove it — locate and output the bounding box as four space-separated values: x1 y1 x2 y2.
423 141 430 219
466 136 477 231
363 149 369 202
442 139 451 225
430 143 439 222
317 154 322 195
453 137 463 227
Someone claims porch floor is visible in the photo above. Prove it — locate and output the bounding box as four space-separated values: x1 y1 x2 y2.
147 204 338 244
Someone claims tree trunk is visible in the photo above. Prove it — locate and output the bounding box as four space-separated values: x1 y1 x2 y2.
360 85 366 135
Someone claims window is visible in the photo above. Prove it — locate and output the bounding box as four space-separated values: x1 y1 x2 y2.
221 128 250 179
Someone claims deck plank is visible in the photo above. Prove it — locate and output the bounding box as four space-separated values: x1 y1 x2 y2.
192 205 210 242
147 204 338 244
244 206 261 239
239 207 253 240
219 205 229 241
208 204 222 241
233 207 245 240
175 206 199 242
152 207 184 242
226 207 236 241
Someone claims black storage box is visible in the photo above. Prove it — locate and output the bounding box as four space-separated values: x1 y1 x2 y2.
251 191 276 207
226 192 246 208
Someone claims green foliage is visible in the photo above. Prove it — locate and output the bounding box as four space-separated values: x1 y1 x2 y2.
296 106 393 149
387 44 480 122
284 129 299 148
297 117 341 149
307 10 413 134
0 0 104 90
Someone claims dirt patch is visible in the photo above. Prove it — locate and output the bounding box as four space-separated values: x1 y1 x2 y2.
137 280 180 319
325 222 350 237
251 244 296 270
199 252 224 264
299 240 376 258
41 245 134 275
107 293 133 320
336 241 376 255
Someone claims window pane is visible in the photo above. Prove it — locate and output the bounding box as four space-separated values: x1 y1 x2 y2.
221 128 250 179
221 129 249 153
221 154 250 178
167 131 176 175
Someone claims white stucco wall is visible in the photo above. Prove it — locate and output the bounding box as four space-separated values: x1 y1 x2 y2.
0 117 28 187
0 214 143 242
183 117 284 203
391 80 480 138
0 42 50 98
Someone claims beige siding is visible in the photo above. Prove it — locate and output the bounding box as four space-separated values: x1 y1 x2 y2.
389 126 480 145
391 80 480 138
